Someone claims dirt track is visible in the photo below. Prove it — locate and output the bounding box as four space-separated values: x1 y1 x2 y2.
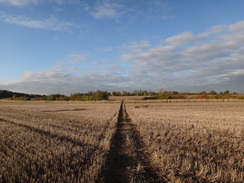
98 102 167 183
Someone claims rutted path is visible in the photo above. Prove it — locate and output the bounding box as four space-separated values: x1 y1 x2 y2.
99 102 167 183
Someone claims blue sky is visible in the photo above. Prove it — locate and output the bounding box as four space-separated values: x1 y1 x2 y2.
0 0 244 94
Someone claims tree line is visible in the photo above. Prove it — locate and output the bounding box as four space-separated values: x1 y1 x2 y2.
0 89 243 101
0 90 109 101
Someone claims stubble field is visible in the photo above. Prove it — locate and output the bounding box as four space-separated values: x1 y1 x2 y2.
126 102 244 182
0 101 243 182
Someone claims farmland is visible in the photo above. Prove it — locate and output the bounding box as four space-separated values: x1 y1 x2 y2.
0 102 120 182
0 101 243 182
126 102 244 182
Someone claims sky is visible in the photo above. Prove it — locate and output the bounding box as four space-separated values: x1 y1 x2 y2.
0 0 244 95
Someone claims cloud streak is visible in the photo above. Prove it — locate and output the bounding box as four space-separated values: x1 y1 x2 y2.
0 0 41 6
0 12 77 31
0 0 79 6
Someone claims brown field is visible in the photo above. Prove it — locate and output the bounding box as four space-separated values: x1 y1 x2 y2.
126 102 244 182
0 102 120 183
0 101 243 182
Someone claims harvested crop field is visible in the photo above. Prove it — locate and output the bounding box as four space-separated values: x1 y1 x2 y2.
0 101 243 182
126 102 244 182
0 102 120 183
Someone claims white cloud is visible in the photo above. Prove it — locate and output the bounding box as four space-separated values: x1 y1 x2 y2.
86 0 173 22
182 42 231 61
0 0 79 6
206 24 227 34
206 70 243 84
165 32 201 45
91 1 123 19
0 12 77 31
228 21 244 33
1 21 244 94
50 0 80 5
0 0 41 6
120 21 244 92
0 67 131 94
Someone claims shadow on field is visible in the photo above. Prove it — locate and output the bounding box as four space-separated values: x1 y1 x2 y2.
42 109 86 112
97 102 167 183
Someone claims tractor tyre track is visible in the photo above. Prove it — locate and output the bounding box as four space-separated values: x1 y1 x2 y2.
99 102 167 183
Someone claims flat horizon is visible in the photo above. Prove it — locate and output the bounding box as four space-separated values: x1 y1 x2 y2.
0 0 244 94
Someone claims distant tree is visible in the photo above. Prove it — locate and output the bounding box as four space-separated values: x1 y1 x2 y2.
170 91 179 95
70 93 82 101
143 91 148 96
70 91 108 101
0 90 13 98
15 96 30 101
47 94 68 101
156 90 170 100
0 89 43 100
200 91 207 95
122 91 130 96
224 90 230 95
112 91 121 96
158 88 163 94
208 90 217 95
157 93 170 100
93 90 109 100
134 89 143 96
